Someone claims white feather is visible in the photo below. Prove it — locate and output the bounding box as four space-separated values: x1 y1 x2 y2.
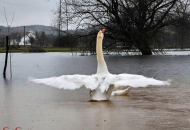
111 74 170 88
29 75 93 90
29 30 171 101
29 73 170 92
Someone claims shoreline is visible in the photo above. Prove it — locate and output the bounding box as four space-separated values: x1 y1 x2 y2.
0 47 190 56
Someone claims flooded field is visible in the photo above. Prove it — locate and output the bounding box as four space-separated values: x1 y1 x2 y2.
0 52 190 130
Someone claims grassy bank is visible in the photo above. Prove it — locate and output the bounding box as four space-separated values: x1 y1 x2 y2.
0 47 78 53
1 47 190 53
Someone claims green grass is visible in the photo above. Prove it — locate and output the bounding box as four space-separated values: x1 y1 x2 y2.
0 47 29 53
0 47 79 53
44 47 75 52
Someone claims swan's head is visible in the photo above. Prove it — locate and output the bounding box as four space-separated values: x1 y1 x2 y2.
97 29 106 39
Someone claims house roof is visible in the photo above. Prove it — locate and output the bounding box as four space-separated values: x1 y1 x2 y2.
16 32 30 37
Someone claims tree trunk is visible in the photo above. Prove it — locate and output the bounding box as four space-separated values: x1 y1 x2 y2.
140 47 152 55
136 39 152 55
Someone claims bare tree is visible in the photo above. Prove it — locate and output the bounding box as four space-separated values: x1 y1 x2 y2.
10 32 19 46
52 0 74 30
35 31 46 47
53 0 178 55
29 36 35 47
173 0 190 49
15 33 21 45
3 7 14 78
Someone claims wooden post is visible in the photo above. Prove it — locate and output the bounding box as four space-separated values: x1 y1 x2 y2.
3 36 9 78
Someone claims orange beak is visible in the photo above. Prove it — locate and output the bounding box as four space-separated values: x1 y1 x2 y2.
101 29 106 33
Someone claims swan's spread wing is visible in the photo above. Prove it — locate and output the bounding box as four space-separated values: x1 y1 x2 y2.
29 75 98 90
112 74 170 88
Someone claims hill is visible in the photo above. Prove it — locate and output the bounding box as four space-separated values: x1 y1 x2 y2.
0 25 57 35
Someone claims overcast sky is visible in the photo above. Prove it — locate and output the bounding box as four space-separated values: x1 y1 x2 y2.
0 0 58 27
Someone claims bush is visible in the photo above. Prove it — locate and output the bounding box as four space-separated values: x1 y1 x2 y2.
29 47 46 52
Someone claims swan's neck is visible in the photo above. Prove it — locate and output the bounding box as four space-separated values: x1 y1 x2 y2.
96 35 109 74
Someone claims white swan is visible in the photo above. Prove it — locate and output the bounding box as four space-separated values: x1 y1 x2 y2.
29 29 170 101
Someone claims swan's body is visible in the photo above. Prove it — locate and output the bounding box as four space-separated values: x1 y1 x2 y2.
30 30 170 101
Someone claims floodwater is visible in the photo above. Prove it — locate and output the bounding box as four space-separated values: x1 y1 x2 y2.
0 52 190 130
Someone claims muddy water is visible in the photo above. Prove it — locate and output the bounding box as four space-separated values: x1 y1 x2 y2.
0 53 190 130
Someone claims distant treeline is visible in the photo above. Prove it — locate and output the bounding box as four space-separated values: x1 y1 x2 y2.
1 0 190 55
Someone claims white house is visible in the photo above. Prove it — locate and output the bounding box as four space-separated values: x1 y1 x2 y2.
19 31 35 45
10 30 35 46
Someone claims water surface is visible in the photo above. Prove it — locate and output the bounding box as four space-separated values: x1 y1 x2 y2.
0 53 190 130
